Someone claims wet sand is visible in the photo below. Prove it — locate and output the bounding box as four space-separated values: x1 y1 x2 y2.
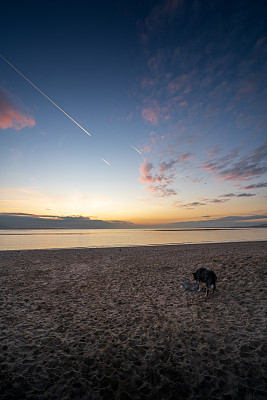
0 241 266 399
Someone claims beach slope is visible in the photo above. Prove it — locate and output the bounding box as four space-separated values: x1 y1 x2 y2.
0 242 266 399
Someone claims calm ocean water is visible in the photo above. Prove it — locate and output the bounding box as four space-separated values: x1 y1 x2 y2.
0 228 266 250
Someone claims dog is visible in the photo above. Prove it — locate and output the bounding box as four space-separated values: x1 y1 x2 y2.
193 267 217 296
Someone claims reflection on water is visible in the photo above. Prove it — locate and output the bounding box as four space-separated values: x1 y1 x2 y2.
0 228 266 250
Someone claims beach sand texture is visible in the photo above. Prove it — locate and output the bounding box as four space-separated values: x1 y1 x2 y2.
0 242 266 400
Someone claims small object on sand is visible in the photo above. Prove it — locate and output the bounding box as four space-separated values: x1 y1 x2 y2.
182 282 199 291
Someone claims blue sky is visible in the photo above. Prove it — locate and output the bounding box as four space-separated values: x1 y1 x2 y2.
0 0 266 228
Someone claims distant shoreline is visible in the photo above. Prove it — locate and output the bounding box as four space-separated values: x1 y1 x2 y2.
1 225 267 230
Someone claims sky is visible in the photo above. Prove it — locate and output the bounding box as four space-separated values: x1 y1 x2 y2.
0 0 267 228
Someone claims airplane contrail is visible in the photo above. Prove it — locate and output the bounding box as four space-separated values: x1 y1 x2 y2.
101 158 111 166
0 53 92 136
129 144 142 155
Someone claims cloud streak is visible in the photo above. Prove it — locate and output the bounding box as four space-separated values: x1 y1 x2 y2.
173 192 257 209
177 201 207 209
167 214 267 228
242 182 267 190
220 193 256 198
203 142 267 182
174 199 230 209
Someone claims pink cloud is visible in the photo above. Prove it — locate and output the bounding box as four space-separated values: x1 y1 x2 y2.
207 146 221 158
256 37 266 47
184 85 192 94
168 74 190 94
164 0 183 14
168 79 181 93
141 145 153 153
159 160 177 174
139 157 178 198
179 153 193 162
143 0 183 39
164 114 171 121
142 100 162 125
236 84 253 99
139 159 172 187
139 175 156 184
147 49 168 74
0 89 35 130
141 77 158 88
140 132 159 153
142 107 159 125
139 159 155 183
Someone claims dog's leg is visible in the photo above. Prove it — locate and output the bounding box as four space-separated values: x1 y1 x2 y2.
198 281 202 291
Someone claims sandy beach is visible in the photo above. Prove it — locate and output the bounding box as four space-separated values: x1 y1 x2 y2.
0 241 266 399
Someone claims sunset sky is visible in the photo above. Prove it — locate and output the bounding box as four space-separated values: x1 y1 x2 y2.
0 0 267 228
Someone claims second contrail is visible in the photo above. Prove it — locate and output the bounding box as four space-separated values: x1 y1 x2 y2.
101 158 111 166
129 144 142 155
0 53 92 137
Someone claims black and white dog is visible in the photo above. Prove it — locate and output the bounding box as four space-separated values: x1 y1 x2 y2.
193 267 217 296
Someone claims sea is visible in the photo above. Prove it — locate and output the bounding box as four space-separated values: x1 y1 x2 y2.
0 227 266 251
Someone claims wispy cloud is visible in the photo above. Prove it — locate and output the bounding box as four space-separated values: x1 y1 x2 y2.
159 160 177 173
0 88 35 130
203 142 267 182
220 193 257 198
166 213 267 228
209 199 230 203
242 182 267 190
176 201 207 209
137 0 267 151
173 192 257 209
140 132 160 154
139 158 177 197
174 198 231 209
